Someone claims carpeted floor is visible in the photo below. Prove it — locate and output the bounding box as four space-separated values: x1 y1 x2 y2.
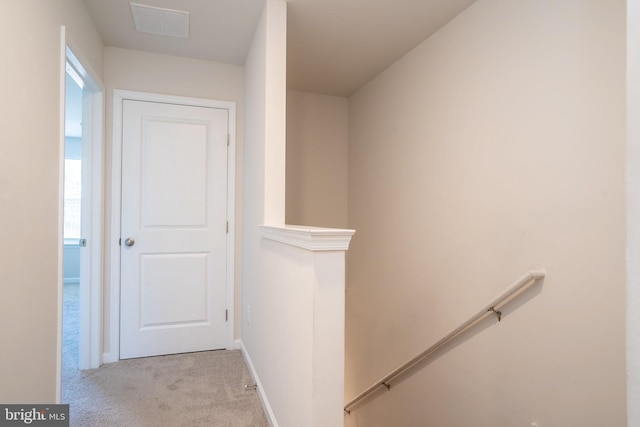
61 284 269 427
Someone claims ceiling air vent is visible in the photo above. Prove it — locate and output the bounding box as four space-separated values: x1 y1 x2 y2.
130 2 190 38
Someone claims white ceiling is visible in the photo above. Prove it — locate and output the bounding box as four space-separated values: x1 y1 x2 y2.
81 0 477 96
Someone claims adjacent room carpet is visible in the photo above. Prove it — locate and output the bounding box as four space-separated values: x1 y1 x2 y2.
61 284 269 427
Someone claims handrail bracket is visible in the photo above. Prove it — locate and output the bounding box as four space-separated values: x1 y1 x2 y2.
488 306 502 321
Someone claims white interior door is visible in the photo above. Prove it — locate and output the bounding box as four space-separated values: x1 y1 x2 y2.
120 99 228 359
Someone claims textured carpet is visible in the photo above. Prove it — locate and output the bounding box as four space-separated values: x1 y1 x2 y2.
62 283 80 388
61 285 269 427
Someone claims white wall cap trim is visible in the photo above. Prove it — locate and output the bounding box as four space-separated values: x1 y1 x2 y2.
260 225 355 251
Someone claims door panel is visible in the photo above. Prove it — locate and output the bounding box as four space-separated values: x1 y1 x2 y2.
142 120 209 227
120 99 228 359
140 253 208 327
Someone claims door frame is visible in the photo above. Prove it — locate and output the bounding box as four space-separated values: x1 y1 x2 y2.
66 46 105 371
57 26 105 402
106 90 237 362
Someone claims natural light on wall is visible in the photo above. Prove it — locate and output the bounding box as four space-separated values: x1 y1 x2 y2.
64 159 81 240
64 60 84 242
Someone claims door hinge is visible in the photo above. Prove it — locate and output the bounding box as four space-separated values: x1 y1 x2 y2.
226 221 229 234
119 238 122 246
227 134 230 146
225 309 228 322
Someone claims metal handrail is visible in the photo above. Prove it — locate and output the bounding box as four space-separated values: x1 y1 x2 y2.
344 270 546 414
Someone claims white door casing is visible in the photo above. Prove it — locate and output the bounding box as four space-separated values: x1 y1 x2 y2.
58 30 105 402
119 99 229 359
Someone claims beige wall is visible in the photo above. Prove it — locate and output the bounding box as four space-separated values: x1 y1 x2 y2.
628 1 640 424
346 0 626 425
286 91 349 228
0 0 103 402
102 47 245 351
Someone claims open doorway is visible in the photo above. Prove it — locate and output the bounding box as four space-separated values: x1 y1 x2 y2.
62 60 84 382
58 33 104 403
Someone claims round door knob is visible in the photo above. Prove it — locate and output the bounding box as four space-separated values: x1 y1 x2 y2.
124 238 135 247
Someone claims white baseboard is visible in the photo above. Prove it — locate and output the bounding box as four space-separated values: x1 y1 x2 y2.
239 340 279 427
102 352 118 364
233 339 242 350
